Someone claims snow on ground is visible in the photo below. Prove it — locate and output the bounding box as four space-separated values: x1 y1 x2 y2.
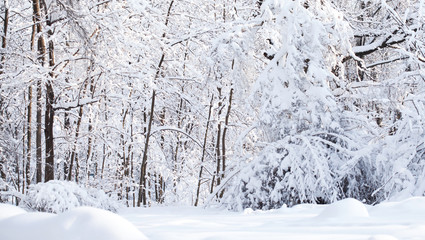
0 205 148 240
120 198 425 240
2 197 425 240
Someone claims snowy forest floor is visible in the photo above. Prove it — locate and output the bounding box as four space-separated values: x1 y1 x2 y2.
2 197 425 240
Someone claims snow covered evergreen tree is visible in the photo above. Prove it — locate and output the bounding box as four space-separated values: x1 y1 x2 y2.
222 0 361 210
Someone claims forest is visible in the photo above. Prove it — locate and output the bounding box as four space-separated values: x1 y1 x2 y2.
1 0 425 211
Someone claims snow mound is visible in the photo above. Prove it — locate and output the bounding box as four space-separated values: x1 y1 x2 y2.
394 197 425 212
370 197 425 220
21 180 121 213
243 208 254 215
318 198 369 219
0 204 27 220
0 206 148 240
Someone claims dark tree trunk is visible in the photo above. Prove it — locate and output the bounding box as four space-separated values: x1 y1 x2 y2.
44 82 55 182
32 0 46 183
36 79 42 183
68 106 83 181
138 90 156 207
211 88 222 194
43 0 56 182
0 0 8 73
0 0 8 186
194 95 214 207
219 88 233 198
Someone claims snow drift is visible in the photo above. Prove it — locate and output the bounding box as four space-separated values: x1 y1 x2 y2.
0 204 147 240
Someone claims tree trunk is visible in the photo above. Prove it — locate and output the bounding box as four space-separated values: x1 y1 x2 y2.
86 118 93 180
68 106 84 181
101 97 108 179
26 14 35 187
44 82 55 182
26 87 33 188
194 95 214 207
36 79 42 183
136 0 173 204
43 0 55 182
0 0 8 188
138 90 156 207
32 0 46 183
211 88 222 194
0 0 9 73
85 77 96 182
219 88 233 198
63 112 70 179
121 105 129 202
126 115 134 207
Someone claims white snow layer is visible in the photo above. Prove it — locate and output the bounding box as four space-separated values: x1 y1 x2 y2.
2 197 425 240
0 205 148 240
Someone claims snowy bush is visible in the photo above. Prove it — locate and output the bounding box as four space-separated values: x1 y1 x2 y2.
21 181 122 213
371 114 425 202
225 134 350 210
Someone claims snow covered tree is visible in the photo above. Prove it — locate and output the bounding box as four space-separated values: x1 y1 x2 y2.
222 0 361 210
334 0 425 202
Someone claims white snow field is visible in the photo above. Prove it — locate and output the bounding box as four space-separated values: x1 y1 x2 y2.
2 197 425 240
0 204 148 240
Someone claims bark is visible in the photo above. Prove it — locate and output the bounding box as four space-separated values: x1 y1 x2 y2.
44 0 56 182
85 77 96 181
138 90 156 207
26 88 33 188
32 0 46 183
126 116 134 207
44 82 55 182
26 18 35 186
219 88 233 198
101 97 108 179
211 88 222 194
0 158 5 182
0 0 8 73
86 118 93 179
67 106 84 181
0 0 8 187
63 112 70 179
194 95 214 207
36 79 42 183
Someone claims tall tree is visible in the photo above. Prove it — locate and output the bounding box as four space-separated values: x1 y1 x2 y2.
32 0 46 183
43 0 55 182
0 0 8 184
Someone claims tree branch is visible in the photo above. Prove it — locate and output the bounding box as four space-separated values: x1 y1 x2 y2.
366 56 409 69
